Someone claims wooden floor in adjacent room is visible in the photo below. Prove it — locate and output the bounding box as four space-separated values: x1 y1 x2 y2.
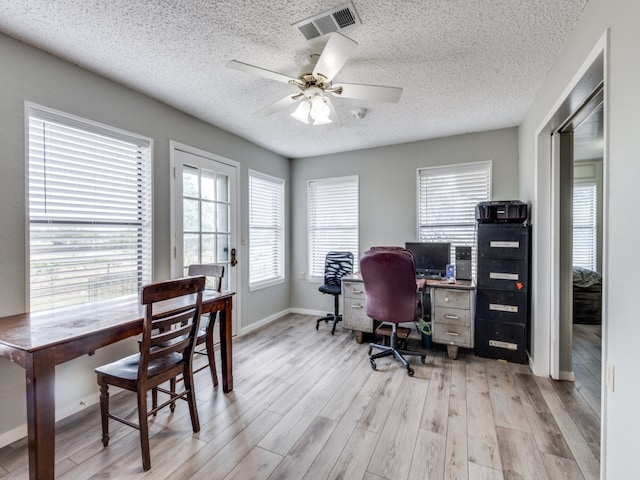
0 313 601 480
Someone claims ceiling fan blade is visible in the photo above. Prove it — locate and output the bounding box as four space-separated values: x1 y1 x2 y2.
334 82 403 103
226 60 295 84
324 96 342 128
312 32 358 82
255 94 303 117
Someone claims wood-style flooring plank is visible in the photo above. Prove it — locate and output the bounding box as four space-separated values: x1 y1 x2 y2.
540 451 585 480
367 375 429 480
408 429 446 480
485 360 530 432
511 371 574 460
466 356 502 471
221 446 283 480
326 427 378 480
495 426 548 480
444 352 469 480
535 376 600 480
468 462 504 480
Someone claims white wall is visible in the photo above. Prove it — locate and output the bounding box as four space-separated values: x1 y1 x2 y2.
519 0 640 476
0 33 290 444
290 128 520 313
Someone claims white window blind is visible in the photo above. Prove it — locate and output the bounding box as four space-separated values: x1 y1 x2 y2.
308 175 359 281
573 181 597 270
249 170 284 290
28 106 152 312
418 162 491 274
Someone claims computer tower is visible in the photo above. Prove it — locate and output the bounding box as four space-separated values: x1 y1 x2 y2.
455 246 472 280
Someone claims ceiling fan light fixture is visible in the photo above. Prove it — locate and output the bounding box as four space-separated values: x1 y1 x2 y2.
309 95 331 124
291 100 311 124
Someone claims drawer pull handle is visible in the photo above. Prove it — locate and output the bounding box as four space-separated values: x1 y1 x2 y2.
445 331 460 336
351 289 364 294
444 314 460 320
351 304 363 309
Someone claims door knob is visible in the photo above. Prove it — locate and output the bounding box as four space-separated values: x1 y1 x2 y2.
230 248 238 266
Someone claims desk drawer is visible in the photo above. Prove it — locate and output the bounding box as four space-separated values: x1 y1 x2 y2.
343 282 366 300
343 297 373 332
434 289 471 310
433 307 470 327
432 323 472 348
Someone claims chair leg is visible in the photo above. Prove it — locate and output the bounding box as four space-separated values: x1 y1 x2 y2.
152 388 158 415
98 381 110 447
368 324 425 376
206 314 219 387
183 367 200 433
330 294 342 335
169 378 177 412
137 390 151 471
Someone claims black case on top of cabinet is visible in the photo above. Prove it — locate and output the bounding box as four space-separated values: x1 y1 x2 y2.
475 223 531 363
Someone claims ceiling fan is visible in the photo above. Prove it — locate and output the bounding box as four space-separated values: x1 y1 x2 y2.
226 32 403 126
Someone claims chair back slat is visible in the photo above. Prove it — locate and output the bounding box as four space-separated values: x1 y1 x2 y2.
138 276 205 382
187 264 225 292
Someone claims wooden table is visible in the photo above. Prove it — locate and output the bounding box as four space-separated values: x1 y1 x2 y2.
0 290 234 480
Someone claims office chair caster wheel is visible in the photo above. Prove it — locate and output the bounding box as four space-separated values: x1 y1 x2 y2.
407 367 415 377
420 355 426 364
369 359 377 370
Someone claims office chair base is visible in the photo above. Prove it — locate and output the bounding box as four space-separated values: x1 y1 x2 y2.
316 314 342 335
368 328 426 376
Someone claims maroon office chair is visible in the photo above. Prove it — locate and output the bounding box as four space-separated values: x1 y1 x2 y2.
360 247 426 376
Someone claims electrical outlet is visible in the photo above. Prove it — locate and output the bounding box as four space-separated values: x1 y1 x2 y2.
300 271 306 280
606 362 615 392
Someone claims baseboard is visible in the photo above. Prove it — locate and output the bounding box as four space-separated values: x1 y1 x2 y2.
239 308 294 336
289 308 326 317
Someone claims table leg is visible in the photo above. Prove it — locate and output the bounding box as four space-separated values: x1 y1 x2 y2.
25 351 56 480
219 298 233 393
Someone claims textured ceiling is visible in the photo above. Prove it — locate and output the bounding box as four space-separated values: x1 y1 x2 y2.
0 0 587 158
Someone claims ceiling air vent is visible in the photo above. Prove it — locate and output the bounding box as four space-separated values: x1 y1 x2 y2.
293 2 361 41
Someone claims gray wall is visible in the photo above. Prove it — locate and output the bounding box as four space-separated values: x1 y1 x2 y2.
519 0 640 475
290 128 520 313
0 33 290 442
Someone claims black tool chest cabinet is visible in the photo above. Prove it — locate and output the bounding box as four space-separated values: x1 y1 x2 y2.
475 223 531 363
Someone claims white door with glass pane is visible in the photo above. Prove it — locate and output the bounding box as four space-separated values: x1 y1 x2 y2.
171 143 238 335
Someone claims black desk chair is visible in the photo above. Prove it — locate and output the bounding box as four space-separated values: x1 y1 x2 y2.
360 247 426 376
316 251 354 334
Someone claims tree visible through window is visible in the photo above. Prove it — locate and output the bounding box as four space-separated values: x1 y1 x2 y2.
28 105 152 311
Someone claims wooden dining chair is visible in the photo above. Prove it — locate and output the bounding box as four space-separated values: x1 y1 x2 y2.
95 275 205 471
187 263 225 387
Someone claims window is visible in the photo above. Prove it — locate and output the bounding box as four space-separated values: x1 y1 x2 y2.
573 181 597 270
308 175 359 281
28 105 152 311
248 170 285 290
418 161 491 274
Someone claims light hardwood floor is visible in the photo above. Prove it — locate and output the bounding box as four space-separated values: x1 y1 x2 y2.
0 314 601 480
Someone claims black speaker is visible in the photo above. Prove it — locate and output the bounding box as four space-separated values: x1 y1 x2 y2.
455 246 472 280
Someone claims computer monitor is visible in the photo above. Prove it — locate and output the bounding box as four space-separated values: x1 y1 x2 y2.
405 242 451 278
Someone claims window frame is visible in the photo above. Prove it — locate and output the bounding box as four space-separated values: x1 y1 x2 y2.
248 169 285 291
307 175 359 283
25 103 153 311
416 161 492 277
